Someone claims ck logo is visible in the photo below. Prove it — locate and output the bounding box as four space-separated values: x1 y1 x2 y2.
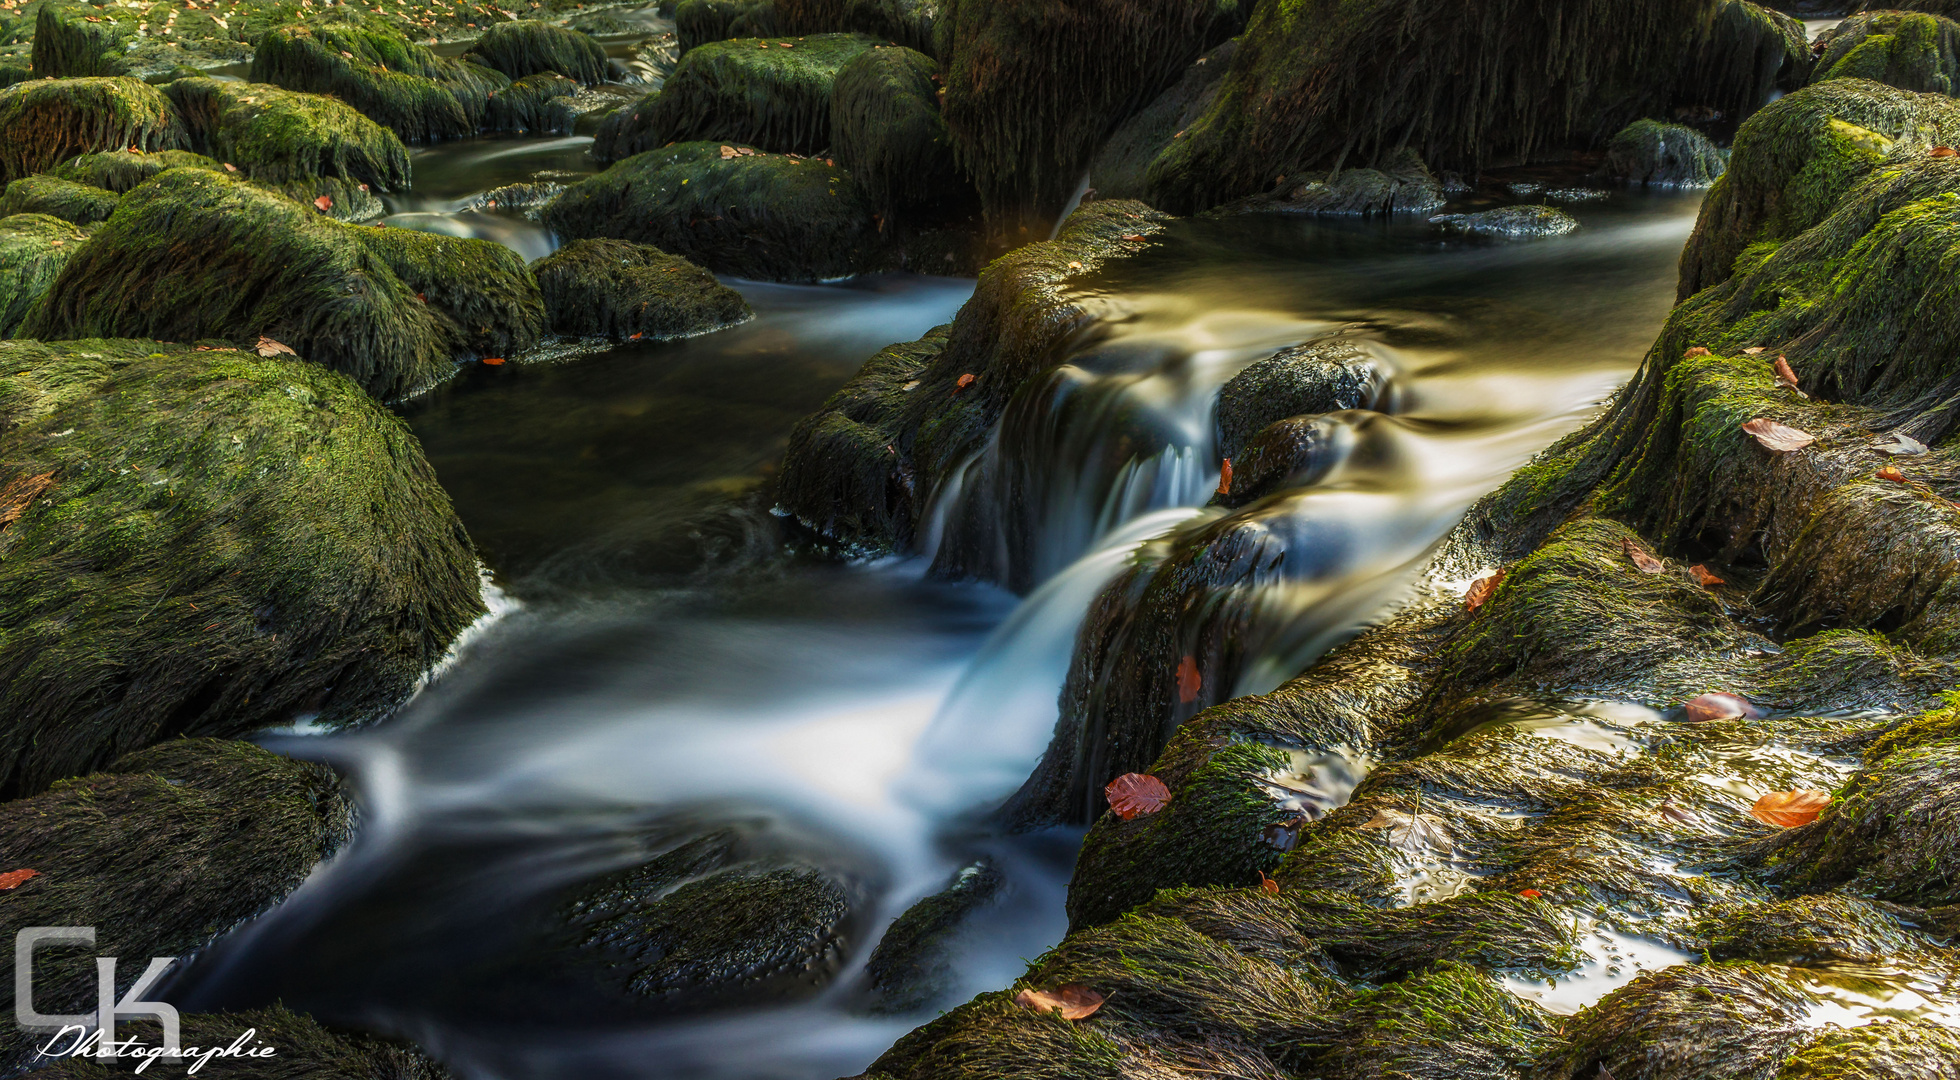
14 928 179 1060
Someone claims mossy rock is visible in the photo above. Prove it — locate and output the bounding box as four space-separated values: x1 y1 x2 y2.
1209 149 1446 218
1431 205 1580 239
1682 894 1944 965
251 15 509 143
1546 962 1818 1080
596 33 875 162
674 0 779 53
0 738 350 1069
1814 10 1960 95
1214 414 1349 510
1216 336 1395 461
531 237 752 341
463 19 609 84
0 62 31 90
164 77 411 192
1775 1018 1960 1080
31 1005 455 1078
0 76 187 184
31 2 133 78
0 174 120 225
1603 119 1727 187
1281 961 1557 1079
1747 738 1960 904
831 44 966 219
1677 0 1811 133
52 147 224 193
861 857 1005 1013
0 341 483 794
541 141 881 282
1089 40 1236 202
23 169 536 398
482 71 580 135
0 213 87 338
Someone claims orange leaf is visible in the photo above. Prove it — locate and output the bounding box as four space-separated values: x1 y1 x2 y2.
955 372 975 392
1066 260 1084 270
1258 871 1279 895
1750 789 1830 828
0 472 54 530
481 357 506 366
1622 537 1663 574
1176 654 1201 703
1684 692 1762 723
313 195 333 211
1684 346 1710 358
222 162 238 172
1216 458 1233 497
1773 355 1805 398
1463 568 1507 614
254 335 296 358
1877 466 1907 483
1105 773 1171 819
1688 564 1724 588
414 292 427 303
1518 888 1542 899
0 868 40 890
1014 984 1104 1020
1934 146 1958 157
1741 417 1815 452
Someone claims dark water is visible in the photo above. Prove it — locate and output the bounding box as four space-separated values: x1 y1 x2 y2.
156 122 1708 1079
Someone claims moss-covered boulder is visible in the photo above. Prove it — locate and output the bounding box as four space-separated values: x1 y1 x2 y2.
1547 962 1819 1079
1210 148 1446 218
531 237 752 341
31 2 133 78
31 1005 453 1079
1431 205 1580 239
1747 738 1960 904
0 738 350 1069
861 857 1005 1013
463 18 610 85
23 169 539 398
0 175 120 225
0 213 87 338
250 15 508 143
164 77 410 194
482 71 580 135
1089 40 1236 203
0 341 483 794
1216 337 1396 462
0 76 186 184
675 0 780 53
52 147 225 192
542 142 881 281
831 44 968 220
1603 119 1728 186
1775 1019 1960 1080
1813 10 1960 95
595 33 875 162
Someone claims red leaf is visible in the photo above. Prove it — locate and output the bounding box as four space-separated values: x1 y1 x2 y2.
1258 871 1279 895
1773 355 1805 397
1688 564 1725 588
1105 773 1171 819
1518 888 1542 899
414 292 427 303
1934 146 1958 157
1877 466 1907 483
1216 458 1233 497
1014 984 1104 1020
1622 537 1663 574
1176 655 1201 703
481 357 506 366
1683 346 1711 358
223 162 238 172
1684 692 1762 723
1463 568 1507 614
314 195 333 212
1750 789 1830 828
1741 417 1815 452
954 372 975 393
0 868 39 890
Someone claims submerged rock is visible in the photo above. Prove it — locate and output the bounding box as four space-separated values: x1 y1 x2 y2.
542 142 880 282
831 44 970 221
0 214 87 337
1813 10 1960 95
532 237 752 341
462 18 610 85
483 71 581 136
0 76 187 184
251 15 508 143
0 175 120 226
1431 205 1580 239
0 738 350 1071
1603 119 1727 186
1214 151 1446 218
861 858 1007 1013
0 341 483 794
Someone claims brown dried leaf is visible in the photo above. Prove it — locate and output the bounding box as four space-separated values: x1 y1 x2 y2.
1014 984 1104 1020
254 335 296 358
1750 789 1830 828
1258 871 1279 895
0 472 55 530
1684 346 1711 358
1741 417 1815 452
1622 537 1664 574
1358 808 1453 854
0 868 39 890
1688 564 1724 588
1684 692 1763 723
1934 146 1958 158
1105 773 1171 820
313 194 333 212
1742 346 1766 356
1216 457 1233 497
954 372 975 392
1773 356 1807 398
1878 466 1907 483
1176 655 1202 703
1463 567 1507 614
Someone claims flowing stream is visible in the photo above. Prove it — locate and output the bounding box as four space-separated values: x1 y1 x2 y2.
151 122 1709 1078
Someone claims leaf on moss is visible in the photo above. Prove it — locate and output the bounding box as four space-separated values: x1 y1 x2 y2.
1258 871 1279 895
954 372 975 393
1750 789 1830 828
313 194 333 212
1176 655 1201 703
1684 346 1711 358
0 868 40 890
1772 356 1807 399
1877 466 1907 483
1622 537 1663 574
1463 567 1507 614
1358 808 1453 854
1105 773 1171 819
1688 564 1724 588
254 335 296 358
0 471 55 531
1741 417 1814 452
1933 146 1957 158
1014 984 1104 1020
1875 433 1928 456
1684 692 1762 722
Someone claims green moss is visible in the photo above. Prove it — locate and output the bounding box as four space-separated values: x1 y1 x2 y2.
1089 41 1234 203
597 33 875 162
0 342 483 794
462 18 609 84
1775 1018 1960 1080
1682 895 1939 965
675 0 779 53
1604 119 1727 187
164 77 410 191
530 237 751 341
0 213 87 336
831 44 968 219
1815 11 1960 95
31 2 133 78
541 141 881 282
32 1005 453 1079
0 76 187 184
1550 962 1819 1080
1866 691 1960 762
0 174 119 224
482 70 579 135
251 14 509 142
1279 961 1557 1080
0 738 349 1069
864 991 1127 1080
52 147 224 192
353 224 546 361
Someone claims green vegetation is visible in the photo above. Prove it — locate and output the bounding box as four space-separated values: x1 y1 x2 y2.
831 44 968 219
0 76 186 184
0 213 87 336
0 174 120 225
165 76 410 191
463 18 610 84
250 13 508 142
531 237 752 341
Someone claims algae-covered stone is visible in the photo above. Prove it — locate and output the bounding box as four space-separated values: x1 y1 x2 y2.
0 738 350 1069
1748 738 1960 904
463 18 610 85
542 141 881 281
1211 149 1446 218
1213 414 1350 509
1431 205 1580 239
861 857 1005 1013
164 77 410 192
1547 962 1817 1080
31 1005 454 1079
1775 1018 1960 1080
53 147 225 192
1289 961 1557 1079
596 33 875 162
831 44 967 219
1603 119 1728 186
482 71 580 135
531 237 751 341
1216 337 1395 461
24 169 532 398
0 342 483 794
1814 10 1960 95
0 175 120 225
31 2 133 78
0 213 87 337
1090 40 1236 203
251 15 508 143
0 76 187 184
675 0 778 52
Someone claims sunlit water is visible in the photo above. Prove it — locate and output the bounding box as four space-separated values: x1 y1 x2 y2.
152 123 1720 1076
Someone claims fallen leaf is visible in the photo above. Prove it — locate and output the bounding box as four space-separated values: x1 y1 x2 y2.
1066 260 1084 270
313 194 333 211
1623 537 1664 574
1121 234 1146 241
1750 789 1830 828
223 162 238 172
955 372 975 392
255 335 296 358
1773 356 1806 398
1599 1066 1618 1080
1518 888 1542 899
414 292 427 303
1358 808 1453 854
1934 146 1958 158
1258 871 1279 895
1014 984 1104 1020
1688 564 1725 588
1875 432 1929 456
1658 800 1700 825
481 357 506 366
1105 773 1171 820
1684 692 1762 722
0 868 38 890
1216 458 1233 497
1741 417 1815 452
0 472 56 530
1463 567 1507 614
1684 346 1711 358
1176 655 1202 703
628 332 645 341
720 145 737 159
1742 346 1766 356
1878 465 1907 483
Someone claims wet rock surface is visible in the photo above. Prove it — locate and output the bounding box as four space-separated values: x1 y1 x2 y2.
532 237 752 342
0 76 186 184
860 857 1008 1014
1431 204 1581 239
0 174 119 224
0 212 85 336
1603 119 1728 186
